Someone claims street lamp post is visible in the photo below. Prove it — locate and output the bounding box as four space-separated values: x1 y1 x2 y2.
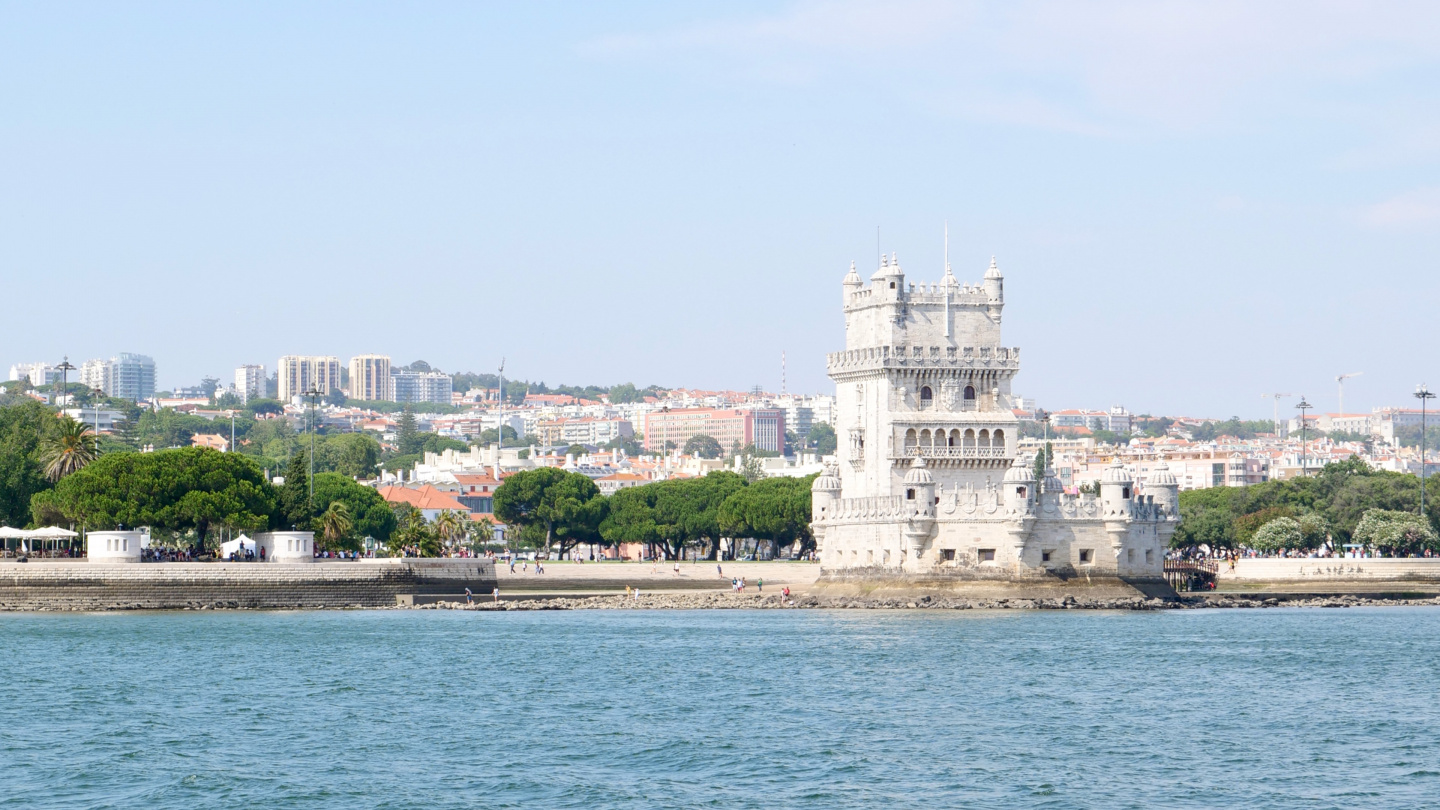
55 357 76 407
1296 397 1312 476
304 386 322 509
1417 384 1435 518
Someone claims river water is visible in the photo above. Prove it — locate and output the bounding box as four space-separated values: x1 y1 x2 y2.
2 607 1438 809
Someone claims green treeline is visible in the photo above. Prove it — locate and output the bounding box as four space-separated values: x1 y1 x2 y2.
1175 458 1440 554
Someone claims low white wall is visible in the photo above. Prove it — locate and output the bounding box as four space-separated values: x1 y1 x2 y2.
1218 558 1440 582
255 531 315 563
87 531 144 564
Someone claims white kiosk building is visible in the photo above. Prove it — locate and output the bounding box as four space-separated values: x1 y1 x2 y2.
256 531 315 563
87 530 145 564
812 251 1178 585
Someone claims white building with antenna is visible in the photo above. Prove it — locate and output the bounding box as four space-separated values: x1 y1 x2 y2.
810 243 1176 587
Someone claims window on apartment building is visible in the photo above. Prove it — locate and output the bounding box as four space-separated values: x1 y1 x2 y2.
977 549 996 562
1079 549 1092 564
1212 463 1225 487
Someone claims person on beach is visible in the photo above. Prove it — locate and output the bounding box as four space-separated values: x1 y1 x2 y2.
509 559 516 574
493 588 499 603
674 562 681 575
757 578 763 593
465 588 472 603
717 564 723 578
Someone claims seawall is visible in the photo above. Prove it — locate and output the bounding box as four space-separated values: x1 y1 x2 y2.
1214 558 1440 594
0 559 497 611
814 567 1176 600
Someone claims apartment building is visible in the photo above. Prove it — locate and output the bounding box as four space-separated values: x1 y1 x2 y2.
392 369 452 404
278 355 341 403
348 354 393 402
235 364 266 404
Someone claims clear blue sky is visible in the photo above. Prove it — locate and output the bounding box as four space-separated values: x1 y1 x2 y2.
3 1 1438 418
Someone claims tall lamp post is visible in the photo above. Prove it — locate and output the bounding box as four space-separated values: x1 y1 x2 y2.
304 386 322 509
1296 397 1312 476
55 357 76 406
1417 384 1435 518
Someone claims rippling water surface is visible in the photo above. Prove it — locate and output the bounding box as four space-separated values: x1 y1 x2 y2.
3 607 1439 809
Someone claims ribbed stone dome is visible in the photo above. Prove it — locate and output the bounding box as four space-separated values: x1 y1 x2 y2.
1002 455 1035 484
903 455 934 485
1042 465 1063 493
812 462 842 492
1146 461 1177 488
1101 458 1133 484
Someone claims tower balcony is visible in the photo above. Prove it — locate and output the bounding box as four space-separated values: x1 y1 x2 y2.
895 445 1009 461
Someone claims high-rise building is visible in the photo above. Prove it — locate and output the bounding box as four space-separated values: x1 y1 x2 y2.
392 369 452 404
278 356 341 403
235 364 266 405
348 354 393 402
109 353 156 401
9 362 60 387
74 353 154 400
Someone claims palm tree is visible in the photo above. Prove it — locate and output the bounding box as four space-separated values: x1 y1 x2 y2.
320 501 352 550
434 509 465 553
40 416 98 482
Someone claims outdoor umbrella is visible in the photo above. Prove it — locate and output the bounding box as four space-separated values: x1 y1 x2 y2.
0 526 26 556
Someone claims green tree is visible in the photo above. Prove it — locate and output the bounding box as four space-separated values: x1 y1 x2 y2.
659 471 747 560
319 500 353 551
807 422 838 455
31 448 276 551
434 509 467 552
493 467 607 559
278 451 312 529
1352 509 1439 556
397 407 422 454
0 400 60 527
39 415 98 482
311 472 395 546
599 483 663 557
683 434 723 459
314 433 382 478
717 474 815 559
608 382 644 404
388 503 441 557
1250 517 1304 553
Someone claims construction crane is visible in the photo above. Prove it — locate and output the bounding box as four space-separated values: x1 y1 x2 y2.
1336 372 1363 415
1262 393 1295 437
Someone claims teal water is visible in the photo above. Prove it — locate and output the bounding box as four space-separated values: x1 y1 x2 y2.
3 607 1439 809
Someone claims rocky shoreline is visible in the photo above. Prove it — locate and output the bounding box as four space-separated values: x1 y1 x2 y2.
409 591 1440 611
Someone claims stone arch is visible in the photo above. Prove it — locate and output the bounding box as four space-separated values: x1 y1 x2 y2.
904 428 917 452
919 429 932 449
963 428 975 448
991 428 1005 450
963 385 976 409
978 429 991 447
948 429 960 447
919 386 933 408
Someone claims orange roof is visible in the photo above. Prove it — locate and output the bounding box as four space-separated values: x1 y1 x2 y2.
454 472 500 486
376 485 468 512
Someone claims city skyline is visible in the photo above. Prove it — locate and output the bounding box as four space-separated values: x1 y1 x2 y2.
3 2 1438 417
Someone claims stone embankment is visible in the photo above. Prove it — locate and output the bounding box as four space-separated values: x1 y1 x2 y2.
406 591 1440 612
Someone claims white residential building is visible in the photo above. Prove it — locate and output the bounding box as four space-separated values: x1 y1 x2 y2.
235 364 266 404
278 356 341 403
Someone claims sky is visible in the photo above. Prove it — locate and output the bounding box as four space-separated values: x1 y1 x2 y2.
2 1 1439 418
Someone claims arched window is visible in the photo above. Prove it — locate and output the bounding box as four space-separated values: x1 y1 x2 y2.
919 386 933 409
948 429 960 447
978 429 990 447
904 429 917 452
1017 486 1027 498
992 429 1005 449
919 429 932 450
963 429 975 448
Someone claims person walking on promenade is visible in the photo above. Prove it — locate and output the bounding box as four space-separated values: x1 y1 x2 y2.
717 564 723 578
757 578 763 593
673 561 681 576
